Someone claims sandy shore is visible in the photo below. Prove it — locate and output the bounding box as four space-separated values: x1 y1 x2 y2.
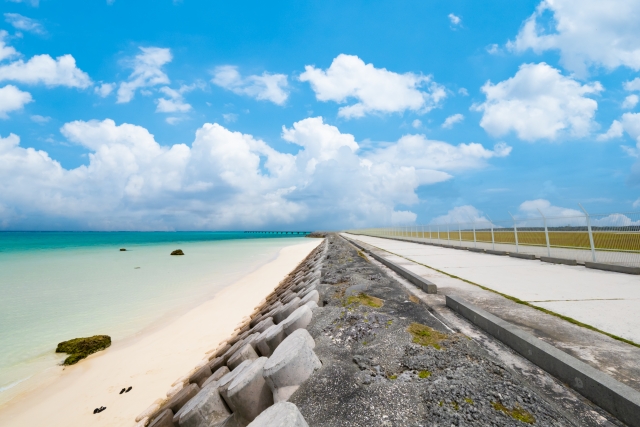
0 238 322 427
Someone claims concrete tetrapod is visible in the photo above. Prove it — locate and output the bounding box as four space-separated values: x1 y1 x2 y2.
225 357 274 426
174 381 232 427
246 402 309 427
262 329 321 403
188 365 212 388
273 298 301 324
280 292 298 305
255 324 285 357
218 359 253 402
228 344 259 370
304 301 318 310
250 317 275 335
280 305 312 337
203 366 230 388
148 409 175 427
298 290 318 306
160 383 200 414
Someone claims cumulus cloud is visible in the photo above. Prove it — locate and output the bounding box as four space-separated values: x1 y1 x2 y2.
0 84 32 118
448 13 461 27
0 31 17 62
30 114 49 123
508 0 640 75
0 117 511 230
519 199 582 217
430 205 489 225
117 47 172 103
623 94 639 109
95 83 115 98
411 119 422 129
473 62 602 141
624 78 640 92
211 66 289 105
4 13 45 34
597 120 624 141
0 53 91 88
6 0 39 6
442 113 464 129
156 85 193 113
299 54 446 119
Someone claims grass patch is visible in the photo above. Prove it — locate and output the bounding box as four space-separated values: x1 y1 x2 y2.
346 293 384 308
56 335 111 365
388 374 397 380
464 397 474 405
492 402 535 424
418 370 431 379
409 295 420 303
371 246 640 349
357 250 369 261
407 323 448 349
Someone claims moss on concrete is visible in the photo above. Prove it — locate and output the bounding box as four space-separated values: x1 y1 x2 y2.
407 322 448 349
56 335 111 365
346 293 384 308
491 401 535 424
418 370 431 378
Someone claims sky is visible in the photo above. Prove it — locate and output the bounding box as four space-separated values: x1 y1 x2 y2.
0 0 639 231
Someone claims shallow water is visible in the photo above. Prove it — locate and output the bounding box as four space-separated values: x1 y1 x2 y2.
0 232 306 403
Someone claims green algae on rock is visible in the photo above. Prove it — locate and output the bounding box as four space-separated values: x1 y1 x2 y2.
407 322 448 349
170 249 184 255
56 335 111 365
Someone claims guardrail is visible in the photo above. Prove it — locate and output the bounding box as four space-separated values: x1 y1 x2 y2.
347 209 640 267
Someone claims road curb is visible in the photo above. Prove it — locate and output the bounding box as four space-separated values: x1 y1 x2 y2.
446 295 640 427
585 262 640 275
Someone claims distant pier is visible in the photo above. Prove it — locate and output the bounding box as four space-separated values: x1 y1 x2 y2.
244 231 312 235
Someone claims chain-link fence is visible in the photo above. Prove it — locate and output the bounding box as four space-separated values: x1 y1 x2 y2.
347 210 640 267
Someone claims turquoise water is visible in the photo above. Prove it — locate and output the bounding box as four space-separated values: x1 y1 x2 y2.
0 232 307 402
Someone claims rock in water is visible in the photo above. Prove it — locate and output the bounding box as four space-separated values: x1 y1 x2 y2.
56 335 111 365
171 249 185 256
120 248 127 251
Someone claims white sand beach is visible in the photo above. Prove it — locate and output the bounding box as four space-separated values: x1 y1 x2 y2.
0 239 322 427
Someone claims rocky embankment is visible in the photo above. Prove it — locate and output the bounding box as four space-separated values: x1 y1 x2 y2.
137 234 618 427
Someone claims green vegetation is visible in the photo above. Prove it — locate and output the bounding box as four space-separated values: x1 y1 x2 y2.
407 322 448 349
418 370 431 378
171 249 184 255
388 374 397 380
56 335 111 365
357 250 369 261
491 401 535 424
464 397 474 405
346 292 384 308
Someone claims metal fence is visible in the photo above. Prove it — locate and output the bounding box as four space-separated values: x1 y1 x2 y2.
347 209 640 267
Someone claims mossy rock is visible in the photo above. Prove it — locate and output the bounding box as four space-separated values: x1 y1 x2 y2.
346 293 383 308
120 248 127 251
171 249 184 255
56 335 111 365
407 323 448 349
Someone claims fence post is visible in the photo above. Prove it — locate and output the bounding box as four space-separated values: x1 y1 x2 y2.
509 212 519 253
579 203 597 262
447 223 451 245
538 208 551 257
458 223 462 246
437 225 440 244
487 216 495 250
472 221 477 248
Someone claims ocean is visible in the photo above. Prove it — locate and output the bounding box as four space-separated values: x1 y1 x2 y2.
0 231 307 404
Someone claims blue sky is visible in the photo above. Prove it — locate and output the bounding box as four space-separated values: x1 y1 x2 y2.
0 0 639 230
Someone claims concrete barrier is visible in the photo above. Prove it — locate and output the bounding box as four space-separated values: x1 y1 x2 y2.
446 295 640 427
273 298 301 324
148 409 175 427
468 248 484 253
299 290 319 306
256 324 285 357
508 253 536 260
540 256 577 266
247 402 309 427
174 380 231 427
263 329 321 403
281 305 313 337
228 344 259 370
218 359 253 402
225 357 274 425
585 262 640 275
203 366 230 388
485 249 507 256
188 365 212 388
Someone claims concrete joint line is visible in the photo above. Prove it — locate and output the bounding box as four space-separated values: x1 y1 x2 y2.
446 295 640 427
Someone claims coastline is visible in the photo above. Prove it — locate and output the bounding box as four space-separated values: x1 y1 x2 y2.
0 238 322 427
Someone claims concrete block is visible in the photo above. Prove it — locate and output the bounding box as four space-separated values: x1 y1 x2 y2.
263 329 321 403
189 365 213 388
202 366 230 389
136 400 163 422
246 402 309 427
485 249 507 255
280 305 313 337
208 356 226 374
365 250 437 294
540 256 577 266
256 324 285 357
228 344 259 370
251 317 275 335
509 252 536 260
468 248 484 253
210 343 232 360
149 409 176 427
585 262 640 275
299 290 319 306
175 382 232 427
217 359 253 401
296 284 316 298
280 292 298 305
273 298 301 324
446 295 640 427
166 383 200 414
225 357 274 425
304 301 318 310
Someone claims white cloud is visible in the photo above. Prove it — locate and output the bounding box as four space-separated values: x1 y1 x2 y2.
4 13 44 34
458 88 469 96
624 78 640 92
597 120 624 141
30 114 49 123
95 83 115 98
519 199 582 217
0 53 91 88
430 205 489 225
156 85 193 113
486 44 500 55
392 210 417 225
0 31 17 62
0 85 32 118
623 94 639 109
299 54 446 119
165 117 183 125
473 62 602 141
223 113 238 123
633 198 640 208
442 113 464 129
0 117 512 230
508 0 640 75
211 66 289 105
411 119 422 129
448 13 461 26
6 0 39 6
117 47 172 103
